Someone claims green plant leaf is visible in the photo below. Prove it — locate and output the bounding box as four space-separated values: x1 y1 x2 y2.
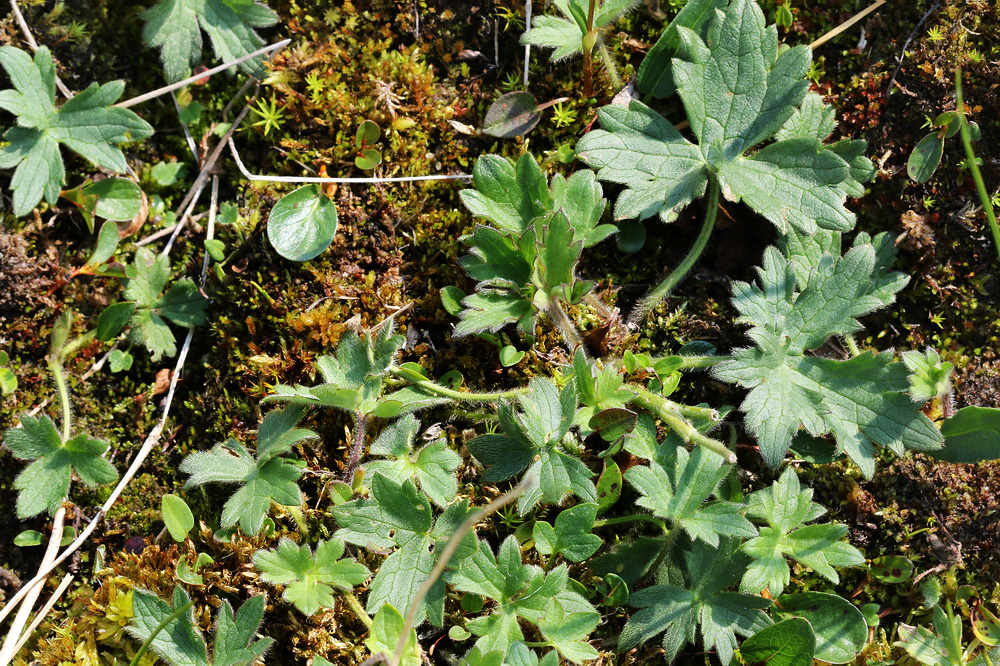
212 595 275 666
449 536 599 662
4 413 118 519
469 378 595 514
252 538 370 616
774 592 868 664
594 458 622 515
267 184 340 262
14 530 43 547
0 365 16 396
577 0 871 233
128 587 208 666
267 327 404 415
124 248 209 360
908 133 945 183
151 161 187 186
109 349 134 373
931 406 1000 463
141 0 279 82
870 555 914 584
713 230 942 474
161 493 195 542
635 0 725 98
740 617 816 666
740 468 864 596
902 348 954 401
364 604 420 666
84 220 121 269
0 46 153 217
532 503 602 562
334 476 478 626
521 0 640 61
180 406 315 534
354 147 382 170
482 91 541 138
460 153 613 247
364 413 461 508
620 538 772 663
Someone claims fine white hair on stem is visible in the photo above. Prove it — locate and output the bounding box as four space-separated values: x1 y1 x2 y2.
228 137 471 184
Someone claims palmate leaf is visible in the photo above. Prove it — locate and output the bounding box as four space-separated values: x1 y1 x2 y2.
364 414 461 508
468 378 596 514
714 231 943 475
267 327 406 414
575 0 873 232
740 468 864 596
4 413 118 519
142 0 278 82
0 46 153 217
625 445 756 547
449 536 600 663
180 406 315 534
459 153 614 247
454 212 594 338
521 0 640 62
333 476 478 627
128 587 273 666
620 538 772 663
252 538 370 616
122 248 209 361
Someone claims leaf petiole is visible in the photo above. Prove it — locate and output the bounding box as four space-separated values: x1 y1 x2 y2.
593 514 669 534
628 176 720 327
629 385 735 464
389 368 527 403
955 67 1000 264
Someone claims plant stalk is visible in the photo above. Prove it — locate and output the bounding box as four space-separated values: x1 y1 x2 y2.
344 412 369 482
546 299 587 358
629 385 736 464
593 514 669 533
955 67 1000 264
597 41 621 89
582 0 597 97
628 176 721 327
343 592 372 629
389 368 527 403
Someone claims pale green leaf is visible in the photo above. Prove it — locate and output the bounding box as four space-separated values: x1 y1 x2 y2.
252 538 370 615
364 414 461 507
142 0 278 82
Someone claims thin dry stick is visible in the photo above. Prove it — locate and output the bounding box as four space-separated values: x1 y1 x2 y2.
171 90 201 167
200 176 220 287
8 0 73 99
228 137 471 184
0 507 65 663
391 475 537 666
113 39 291 109
0 329 196 629
523 0 532 87
8 573 73 659
809 0 887 49
159 105 252 255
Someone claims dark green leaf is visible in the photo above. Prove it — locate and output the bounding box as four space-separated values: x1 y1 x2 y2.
907 133 944 183
740 618 816 666
774 592 867 664
267 184 339 262
483 92 541 138
930 407 1000 463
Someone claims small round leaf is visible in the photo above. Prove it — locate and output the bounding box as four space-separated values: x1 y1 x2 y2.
355 148 382 170
483 92 541 138
161 494 194 542
14 530 43 547
499 345 525 367
616 219 646 254
86 178 144 221
267 185 339 262
740 617 816 666
595 458 622 515
774 592 868 664
907 133 944 183
355 119 380 148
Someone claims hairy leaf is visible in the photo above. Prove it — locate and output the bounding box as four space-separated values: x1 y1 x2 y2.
533 502 602 562
365 413 461 507
4 413 118 519
142 0 278 82
253 538 370 615
740 468 864 596
576 0 872 232
334 476 477 626
625 446 755 546
714 231 942 473
521 0 640 62
180 406 315 534
0 46 153 217
468 378 595 514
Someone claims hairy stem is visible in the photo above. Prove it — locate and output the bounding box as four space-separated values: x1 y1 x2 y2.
129 600 195 666
593 514 669 533
344 412 369 482
641 522 681 587
597 41 621 89
49 357 72 442
546 299 587 357
390 368 527 402
343 592 373 629
629 386 735 464
628 176 720 328
955 67 1000 264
